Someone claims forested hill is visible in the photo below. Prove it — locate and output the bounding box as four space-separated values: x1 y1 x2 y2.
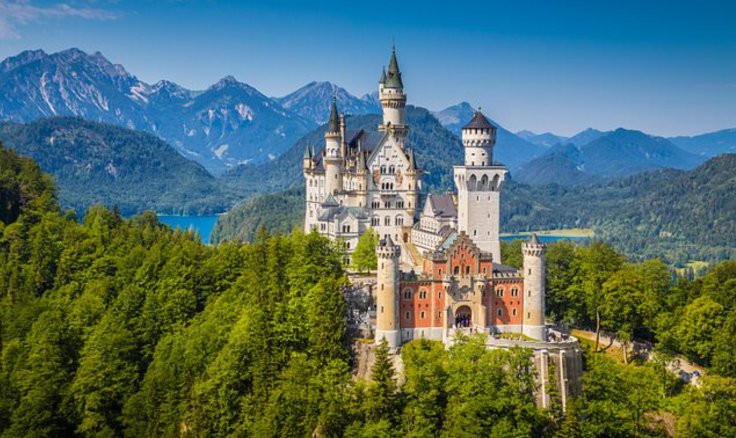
222 105 465 196
0 117 240 216
216 154 736 265
504 153 736 263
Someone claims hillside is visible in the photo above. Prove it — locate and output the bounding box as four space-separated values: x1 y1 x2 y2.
516 128 706 185
222 105 465 196
211 187 304 243
504 154 736 263
0 49 315 174
0 117 240 216
669 128 736 157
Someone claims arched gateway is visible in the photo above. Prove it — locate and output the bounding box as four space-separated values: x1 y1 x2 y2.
455 305 472 328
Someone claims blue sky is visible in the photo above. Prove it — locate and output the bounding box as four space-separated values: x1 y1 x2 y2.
0 0 734 136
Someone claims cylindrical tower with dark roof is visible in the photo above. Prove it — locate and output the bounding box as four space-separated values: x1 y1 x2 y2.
324 96 343 195
379 47 407 137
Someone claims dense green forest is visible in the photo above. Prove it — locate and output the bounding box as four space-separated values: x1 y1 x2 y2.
0 118 240 215
2 144 735 437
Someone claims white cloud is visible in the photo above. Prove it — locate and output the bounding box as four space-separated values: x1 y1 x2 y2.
0 1 118 39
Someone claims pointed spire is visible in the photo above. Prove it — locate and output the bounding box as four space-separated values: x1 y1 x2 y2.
304 142 312 160
529 233 541 245
408 148 418 171
327 95 339 133
385 46 403 89
357 150 367 171
379 66 387 84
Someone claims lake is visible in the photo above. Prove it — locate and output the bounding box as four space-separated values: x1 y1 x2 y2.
157 215 219 244
156 214 591 247
500 233 592 243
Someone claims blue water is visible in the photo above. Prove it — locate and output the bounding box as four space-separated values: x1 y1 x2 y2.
501 234 591 243
157 215 219 244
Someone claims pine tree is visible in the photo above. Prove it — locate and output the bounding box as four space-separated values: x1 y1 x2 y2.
365 338 399 425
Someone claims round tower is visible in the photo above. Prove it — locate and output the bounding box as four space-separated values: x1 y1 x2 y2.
324 96 343 195
522 234 547 341
379 47 407 134
462 109 497 166
376 236 401 351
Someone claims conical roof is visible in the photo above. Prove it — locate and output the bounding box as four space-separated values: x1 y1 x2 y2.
408 148 418 171
529 233 541 245
384 47 403 89
379 66 387 84
463 110 494 130
304 143 312 160
327 96 339 133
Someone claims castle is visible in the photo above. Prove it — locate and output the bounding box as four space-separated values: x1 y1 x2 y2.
305 48 583 409
303 48 420 258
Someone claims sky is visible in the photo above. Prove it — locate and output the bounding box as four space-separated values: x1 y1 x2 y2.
0 0 734 137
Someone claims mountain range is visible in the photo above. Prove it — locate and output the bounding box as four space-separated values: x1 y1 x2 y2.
274 81 381 125
0 49 315 174
516 129 706 185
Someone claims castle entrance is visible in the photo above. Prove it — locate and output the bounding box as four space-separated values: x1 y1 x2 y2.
455 305 472 328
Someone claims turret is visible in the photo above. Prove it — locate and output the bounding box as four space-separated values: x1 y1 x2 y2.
522 234 547 341
379 47 407 139
303 142 312 170
376 236 401 351
462 109 497 166
324 96 343 195
454 108 505 261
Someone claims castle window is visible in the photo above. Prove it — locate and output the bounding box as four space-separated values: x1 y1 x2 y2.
528 268 532 275
396 216 404 226
528 312 531 319
482 267 486 274
381 306 384 313
453 266 459 275
396 200 404 208
465 266 470 275
497 308 503 316
389 165 395 174
384 216 391 226
403 289 413 300
372 217 380 226
511 287 519 297
420 311 425 319
384 201 391 208
512 308 517 317
372 201 380 208
419 290 427 299
496 288 504 297
438 312 442 319
438 292 442 299
406 311 410 320
439 269 443 276
345 242 350 249
529 290 532 297
381 165 387 173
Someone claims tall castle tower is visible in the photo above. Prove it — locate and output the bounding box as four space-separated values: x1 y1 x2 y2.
378 47 408 144
522 234 547 340
375 236 401 351
324 97 343 195
454 110 506 262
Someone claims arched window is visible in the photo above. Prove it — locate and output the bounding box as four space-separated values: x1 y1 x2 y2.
453 266 459 275
497 308 503 316
403 289 413 300
420 311 425 319
384 216 391 226
511 287 519 297
465 266 470 275
419 290 427 299
496 288 504 297
396 216 404 226
371 216 380 226
512 308 517 316
381 165 387 173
